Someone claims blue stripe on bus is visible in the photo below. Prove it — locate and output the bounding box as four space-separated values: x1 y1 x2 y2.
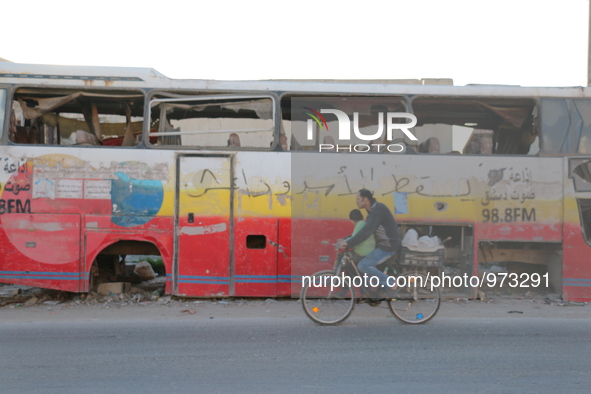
235 279 277 283
563 278 591 287
0 271 83 280
563 283 591 287
0 275 79 280
178 280 229 284
0 271 80 276
178 275 229 280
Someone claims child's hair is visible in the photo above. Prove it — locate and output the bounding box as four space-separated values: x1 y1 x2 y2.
349 209 363 222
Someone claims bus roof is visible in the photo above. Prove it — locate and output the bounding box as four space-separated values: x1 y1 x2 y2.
1 62 590 98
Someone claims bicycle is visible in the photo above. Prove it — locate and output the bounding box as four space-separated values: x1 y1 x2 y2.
300 246 441 325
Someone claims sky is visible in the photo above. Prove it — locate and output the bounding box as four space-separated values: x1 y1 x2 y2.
2 0 589 87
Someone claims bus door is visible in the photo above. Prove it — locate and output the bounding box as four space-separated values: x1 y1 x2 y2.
564 158 591 301
175 154 233 296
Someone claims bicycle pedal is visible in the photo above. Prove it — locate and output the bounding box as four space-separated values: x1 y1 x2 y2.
368 299 382 307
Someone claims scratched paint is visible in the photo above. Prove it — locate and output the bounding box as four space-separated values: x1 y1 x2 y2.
180 223 227 235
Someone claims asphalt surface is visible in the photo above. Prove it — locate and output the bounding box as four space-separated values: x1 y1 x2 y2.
1 307 590 393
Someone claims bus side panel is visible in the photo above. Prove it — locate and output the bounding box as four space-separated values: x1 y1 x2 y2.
0 213 81 291
562 223 591 301
277 218 292 296
563 158 591 301
233 217 278 296
290 218 353 296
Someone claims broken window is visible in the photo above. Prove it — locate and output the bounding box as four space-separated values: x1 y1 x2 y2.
148 95 275 149
0 88 5 139
411 97 538 155
577 199 591 244
569 158 591 192
282 95 408 151
10 89 144 146
539 98 591 154
574 99 591 154
540 98 571 154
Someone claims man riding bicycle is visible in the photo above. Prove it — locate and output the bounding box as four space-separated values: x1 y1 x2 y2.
337 188 402 297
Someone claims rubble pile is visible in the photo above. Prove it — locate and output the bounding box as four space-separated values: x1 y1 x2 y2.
0 283 173 309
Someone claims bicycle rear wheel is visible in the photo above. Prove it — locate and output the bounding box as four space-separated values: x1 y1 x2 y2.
387 272 440 324
301 270 355 325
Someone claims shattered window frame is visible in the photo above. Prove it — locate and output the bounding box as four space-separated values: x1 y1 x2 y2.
0 88 6 140
576 198 591 247
280 94 410 152
147 94 278 150
410 96 539 155
540 98 573 154
9 87 146 147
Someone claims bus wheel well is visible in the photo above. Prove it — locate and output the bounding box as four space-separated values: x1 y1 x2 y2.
478 241 562 293
89 241 165 292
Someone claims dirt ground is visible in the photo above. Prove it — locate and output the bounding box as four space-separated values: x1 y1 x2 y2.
1 283 590 323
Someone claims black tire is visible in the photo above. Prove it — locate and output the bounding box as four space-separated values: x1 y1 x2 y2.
301 270 355 325
387 272 440 324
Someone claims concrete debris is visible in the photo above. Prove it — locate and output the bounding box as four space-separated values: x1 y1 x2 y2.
180 309 196 315
131 287 151 299
0 287 21 298
134 261 156 281
156 296 172 305
97 282 131 296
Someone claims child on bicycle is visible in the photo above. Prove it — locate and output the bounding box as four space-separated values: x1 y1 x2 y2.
345 209 376 262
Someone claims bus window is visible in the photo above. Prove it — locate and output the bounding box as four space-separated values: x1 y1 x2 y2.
0 89 5 139
10 89 144 146
148 96 275 149
540 98 572 154
411 97 538 155
462 129 494 154
577 199 591 243
570 158 591 192
282 95 408 151
574 99 591 154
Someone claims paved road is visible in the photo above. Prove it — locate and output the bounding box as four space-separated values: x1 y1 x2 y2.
1 311 590 393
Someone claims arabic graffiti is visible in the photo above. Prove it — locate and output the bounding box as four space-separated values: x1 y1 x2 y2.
187 169 232 198
297 181 335 197
296 170 471 199
383 175 471 198
189 168 291 199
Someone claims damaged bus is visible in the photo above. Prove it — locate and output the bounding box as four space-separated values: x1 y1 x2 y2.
0 63 590 301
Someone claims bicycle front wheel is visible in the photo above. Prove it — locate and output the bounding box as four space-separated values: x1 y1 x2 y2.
387 272 440 324
301 270 355 325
